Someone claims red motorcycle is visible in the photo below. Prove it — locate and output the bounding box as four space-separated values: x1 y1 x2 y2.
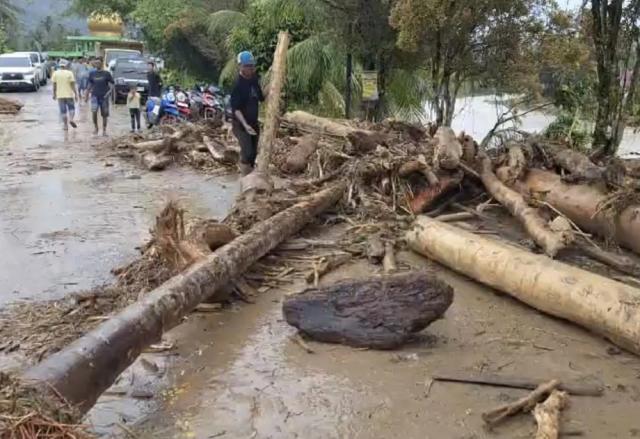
175 90 192 120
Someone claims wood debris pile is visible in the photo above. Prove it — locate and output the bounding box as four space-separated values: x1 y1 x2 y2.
0 97 23 115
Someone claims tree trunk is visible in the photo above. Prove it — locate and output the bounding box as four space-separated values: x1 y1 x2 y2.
517 169 640 254
23 183 346 414
495 144 527 186
406 217 640 355
590 0 626 157
253 31 290 174
281 135 319 174
534 390 569 439
536 140 604 182
345 52 353 119
203 135 239 164
480 156 571 257
283 272 454 350
433 127 463 170
409 171 463 214
283 110 373 138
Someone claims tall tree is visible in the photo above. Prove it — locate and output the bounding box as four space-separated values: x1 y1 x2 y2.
0 0 18 26
589 0 640 156
390 0 546 127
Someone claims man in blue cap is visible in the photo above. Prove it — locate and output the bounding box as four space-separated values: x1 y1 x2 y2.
231 51 265 175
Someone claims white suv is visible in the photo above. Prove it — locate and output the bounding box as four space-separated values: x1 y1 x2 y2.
0 52 45 92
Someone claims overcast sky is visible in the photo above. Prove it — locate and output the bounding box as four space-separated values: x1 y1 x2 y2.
560 0 583 9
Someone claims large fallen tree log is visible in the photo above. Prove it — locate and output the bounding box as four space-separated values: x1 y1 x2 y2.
433 127 463 170
406 217 640 355
517 169 640 254
283 272 454 349
22 183 346 413
282 111 386 154
533 139 604 182
282 135 319 174
479 155 571 257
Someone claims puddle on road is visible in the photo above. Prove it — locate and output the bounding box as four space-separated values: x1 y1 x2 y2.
0 86 238 305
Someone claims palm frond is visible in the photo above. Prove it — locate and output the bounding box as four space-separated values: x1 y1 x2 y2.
386 68 432 122
317 80 345 117
206 10 247 37
0 0 19 25
218 56 238 90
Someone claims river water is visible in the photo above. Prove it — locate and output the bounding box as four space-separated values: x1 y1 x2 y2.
447 95 640 157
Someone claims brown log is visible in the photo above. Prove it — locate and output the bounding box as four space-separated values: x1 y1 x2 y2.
254 31 290 174
458 131 478 163
406 217 640 355
518 169 640 254
433 127 463 170
409 171 463 214
480 155 571 257
536 140 604 182
283 272 454 349
534 390 569 439
482 380 560 426
283 110 374 138
140 152 172 171
496 144 527 185
203 135 239 164
133 138 173 153
282 135 319 173
346 130 388 154
366 234 385 263
305 253 351 284
398 159 440 186
23 183 346 413
575 241 640 277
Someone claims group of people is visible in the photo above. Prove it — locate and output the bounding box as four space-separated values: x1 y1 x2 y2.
51 58 164 136
52 49 261 177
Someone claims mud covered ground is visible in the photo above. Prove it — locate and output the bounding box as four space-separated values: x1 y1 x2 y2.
2 88 640 438
127 222 640 439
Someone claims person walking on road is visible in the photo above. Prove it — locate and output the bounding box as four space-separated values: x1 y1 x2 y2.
147 61 163 98
127 85 142 133
230 51 265 176
52 59 78 131
76 58 90 99
86 60 114 137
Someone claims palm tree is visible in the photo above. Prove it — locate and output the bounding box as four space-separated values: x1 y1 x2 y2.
0 0 18 25
207 0 430 121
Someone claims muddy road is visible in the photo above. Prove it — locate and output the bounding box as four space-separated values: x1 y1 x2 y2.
2 88 640 439
0 86 236 305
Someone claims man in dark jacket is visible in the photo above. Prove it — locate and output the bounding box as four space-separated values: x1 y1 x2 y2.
147 61 163 98
230 51 265 175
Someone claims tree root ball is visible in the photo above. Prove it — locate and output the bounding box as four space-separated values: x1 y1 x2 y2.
283 272 454 349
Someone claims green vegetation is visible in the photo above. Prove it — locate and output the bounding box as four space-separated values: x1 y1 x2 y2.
64 0 640 155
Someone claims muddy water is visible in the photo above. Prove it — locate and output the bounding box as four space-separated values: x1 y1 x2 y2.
137 253 640 439
449 95 640 157
0 86 237 305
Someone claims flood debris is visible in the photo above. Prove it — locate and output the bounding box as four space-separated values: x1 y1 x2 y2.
0 97 23 115
282 272 453 349
482 379 560 427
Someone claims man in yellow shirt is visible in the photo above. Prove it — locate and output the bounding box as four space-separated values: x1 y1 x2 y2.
52 59 78 131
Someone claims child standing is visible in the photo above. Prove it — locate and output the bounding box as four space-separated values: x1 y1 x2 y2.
127 85 142 132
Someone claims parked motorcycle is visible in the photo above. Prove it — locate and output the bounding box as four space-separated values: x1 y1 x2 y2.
202 85 226 121
175 89 192 121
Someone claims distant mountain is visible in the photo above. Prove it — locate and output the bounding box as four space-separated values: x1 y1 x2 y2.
13 0 87 33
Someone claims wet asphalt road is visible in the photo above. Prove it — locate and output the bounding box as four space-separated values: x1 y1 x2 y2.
0 84 237 306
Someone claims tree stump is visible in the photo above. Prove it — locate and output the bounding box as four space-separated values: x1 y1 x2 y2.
283 272 454 349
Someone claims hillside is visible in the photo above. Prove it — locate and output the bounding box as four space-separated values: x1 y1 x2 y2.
13 0 87 32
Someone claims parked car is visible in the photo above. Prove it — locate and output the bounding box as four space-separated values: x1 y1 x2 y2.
0 53 43 92
13 52 47 85
112 58 150 104
105 49 143 73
